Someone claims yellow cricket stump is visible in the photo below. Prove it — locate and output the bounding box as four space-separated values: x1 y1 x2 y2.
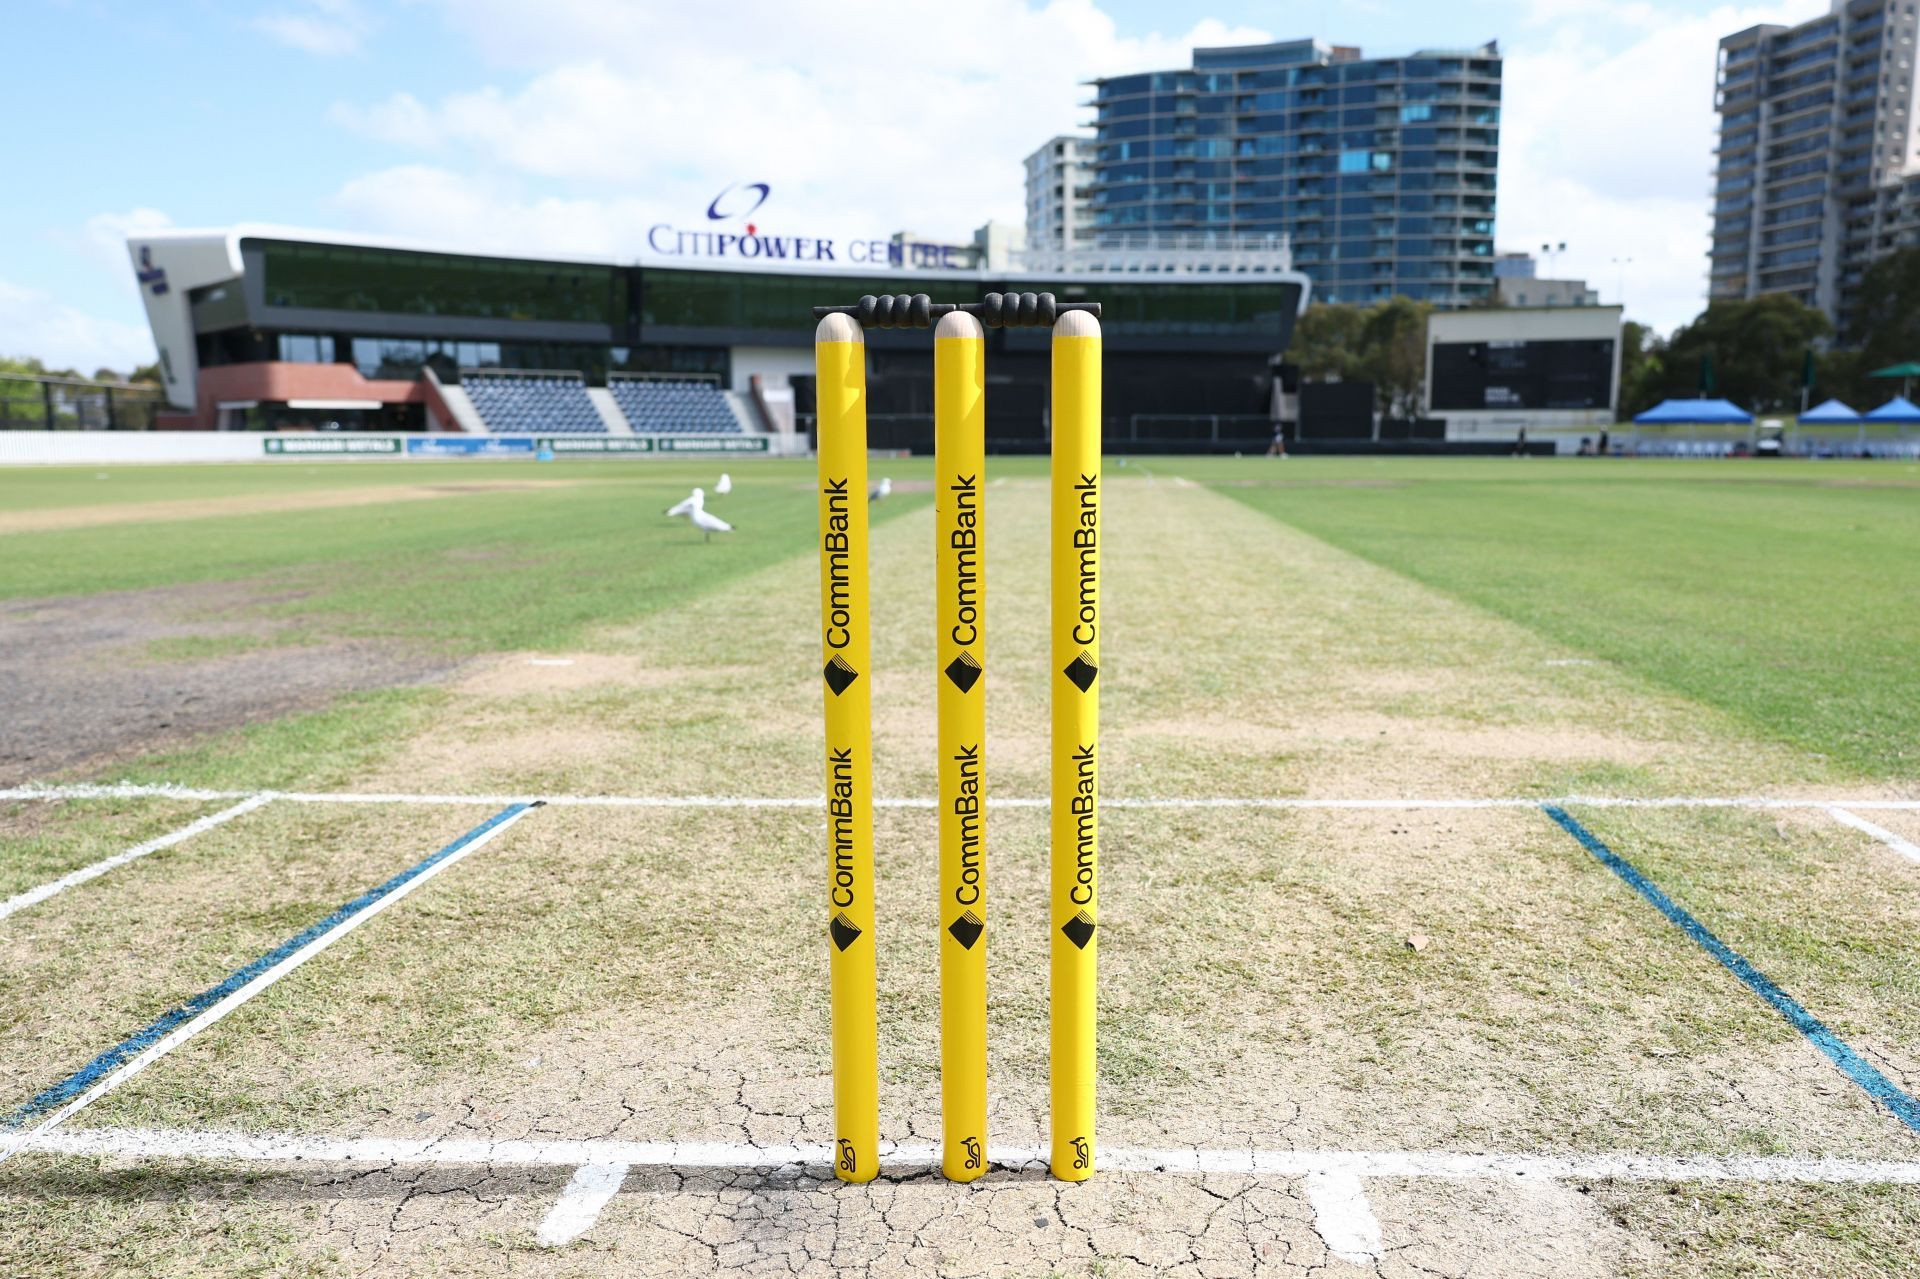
815 312 878 1183
1049 309 1101 1181
934 312 988 1181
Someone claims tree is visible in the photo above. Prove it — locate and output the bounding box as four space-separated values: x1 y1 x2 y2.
1289 303 1368 382
1357 295 1430 419
1618 320 1667 418
1650 295 1831 411
1851 247 1920 372
1289 298 1432 417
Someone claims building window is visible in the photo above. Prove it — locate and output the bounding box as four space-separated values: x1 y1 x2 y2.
276 333 336 363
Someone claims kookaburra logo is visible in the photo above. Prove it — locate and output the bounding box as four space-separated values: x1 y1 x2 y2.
962 1136 982 1170
837 1138 857 1175
1070 1136 1090 1170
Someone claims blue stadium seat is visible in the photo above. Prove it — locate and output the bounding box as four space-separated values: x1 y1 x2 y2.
460 373 607 433
608 379 742 434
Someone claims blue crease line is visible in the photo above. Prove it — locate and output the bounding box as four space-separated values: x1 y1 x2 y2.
1542 804 1920 1133
3 802 533 1128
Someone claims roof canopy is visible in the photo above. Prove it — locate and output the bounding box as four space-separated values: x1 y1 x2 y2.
1867 362 1920 378
1798 398 1861 423
1632 398 1754 424
1864 395 1920 422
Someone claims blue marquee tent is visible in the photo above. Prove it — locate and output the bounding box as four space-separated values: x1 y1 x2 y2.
1864 395 1920 423
1798 398 1861 423
1632 398 1754 425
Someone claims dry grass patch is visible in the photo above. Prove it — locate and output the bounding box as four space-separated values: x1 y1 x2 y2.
0 480 585 536
0 798 219 900
342 480 1828 809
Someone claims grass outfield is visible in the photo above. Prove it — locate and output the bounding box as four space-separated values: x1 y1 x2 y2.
1 454 1917 1277
3 455 1915 772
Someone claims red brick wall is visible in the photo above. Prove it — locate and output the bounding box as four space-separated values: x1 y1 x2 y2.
190 363 452 431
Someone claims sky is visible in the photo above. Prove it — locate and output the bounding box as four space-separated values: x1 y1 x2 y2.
1 0 1833 373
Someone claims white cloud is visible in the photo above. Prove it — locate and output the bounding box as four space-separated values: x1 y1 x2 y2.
60 207 176 282
0 277 156 375
330 166 661 255
17 1 1839 374
9 208 176 375
1497 1 1828 332
327 2 1272 248
323 0 1841 334
254 0 373 56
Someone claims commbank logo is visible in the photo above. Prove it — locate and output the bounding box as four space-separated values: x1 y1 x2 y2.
1061 910 1095 950
944 650 981 693
830 912 863 952
1063 651 1098 693
824 654 860 695
948 909 983 950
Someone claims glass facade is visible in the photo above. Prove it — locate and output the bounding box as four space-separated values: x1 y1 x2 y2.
260 241 627 326
205 241 1302 403
1088 39 1501 305
222 244 1300 365
641 270 911 331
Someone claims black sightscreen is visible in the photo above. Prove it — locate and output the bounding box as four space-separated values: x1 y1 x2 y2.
1430 338 1614 411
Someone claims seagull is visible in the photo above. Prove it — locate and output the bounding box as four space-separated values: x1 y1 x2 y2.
665 487 704 518
715 472 732 495
689 506 733 541
869 476 892 501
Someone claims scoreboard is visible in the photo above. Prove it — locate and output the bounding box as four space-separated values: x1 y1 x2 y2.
1429 338 1615 412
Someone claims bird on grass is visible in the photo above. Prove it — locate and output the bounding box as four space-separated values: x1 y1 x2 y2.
665 487 703 518
715 472 732 495
869 476 892 502
689 506 733 541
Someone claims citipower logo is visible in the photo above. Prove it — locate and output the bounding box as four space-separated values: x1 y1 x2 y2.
706 182 771 235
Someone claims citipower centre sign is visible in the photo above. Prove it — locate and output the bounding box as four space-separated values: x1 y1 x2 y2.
647 182 972 270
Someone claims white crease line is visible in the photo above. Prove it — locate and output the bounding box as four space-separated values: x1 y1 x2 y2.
1305 1169 1383 1265
0 795 273 923
5 783 1920 812
2 782 259 801
0 806 537 1167
1827 806 1920 866
20 1129 1920 1184
536 1162 628 1247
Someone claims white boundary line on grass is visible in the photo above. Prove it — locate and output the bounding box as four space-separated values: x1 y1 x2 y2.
0 795 273 923
1828 806 1920 865
0 806 538 1167
23 1127 1920 1184
6 782 1920 811
536 1162 629 1247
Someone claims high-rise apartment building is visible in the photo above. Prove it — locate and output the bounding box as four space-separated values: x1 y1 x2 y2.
1024 135 1096 250
1711 0 1920 331
1083 38 1502 305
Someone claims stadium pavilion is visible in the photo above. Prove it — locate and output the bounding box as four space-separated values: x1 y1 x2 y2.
128 225 1310 453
